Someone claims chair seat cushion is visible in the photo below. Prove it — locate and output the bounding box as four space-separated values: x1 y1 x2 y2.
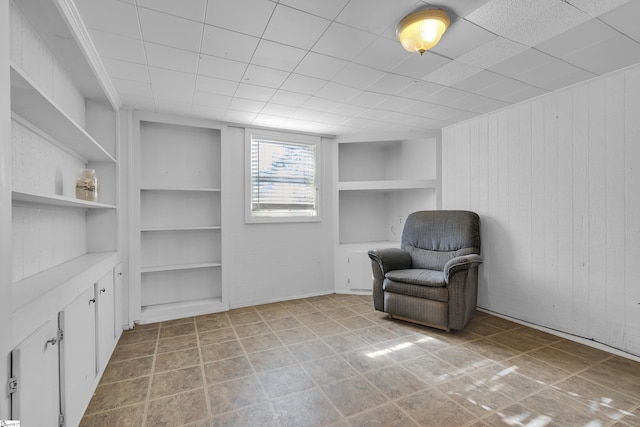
383 269 448 303
385 269 446 287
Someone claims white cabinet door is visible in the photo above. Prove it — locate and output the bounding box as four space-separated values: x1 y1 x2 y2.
96 269 115 371
346 248 375 292
11 320 60 427
59 286 97 427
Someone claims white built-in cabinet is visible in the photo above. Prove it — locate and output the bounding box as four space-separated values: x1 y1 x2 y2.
6 0 122 424
334 132 441 292
132 114 227 324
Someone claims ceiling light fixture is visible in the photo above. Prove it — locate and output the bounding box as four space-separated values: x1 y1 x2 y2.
396 9 450 56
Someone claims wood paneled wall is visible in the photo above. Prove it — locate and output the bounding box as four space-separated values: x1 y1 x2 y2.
443 64 640 357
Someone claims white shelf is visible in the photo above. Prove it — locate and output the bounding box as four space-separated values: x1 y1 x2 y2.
141 262 222 273
12 252 118 310
141 226 221 232
10 65 115 163
12 190 117 209
140 298 227 324
140 187 221 192
338 179 438 191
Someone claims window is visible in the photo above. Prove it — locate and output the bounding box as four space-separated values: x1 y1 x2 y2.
245 129 320 223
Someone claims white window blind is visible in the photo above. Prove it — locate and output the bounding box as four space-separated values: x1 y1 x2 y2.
249 135 318 220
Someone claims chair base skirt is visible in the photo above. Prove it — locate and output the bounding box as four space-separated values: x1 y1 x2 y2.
384 292 450 331
389 314 450 332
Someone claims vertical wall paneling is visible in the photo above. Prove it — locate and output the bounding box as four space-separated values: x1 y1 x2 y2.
443 63 640 356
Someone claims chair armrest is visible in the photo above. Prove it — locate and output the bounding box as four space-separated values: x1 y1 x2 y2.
444 254 483 283
368 248 412 275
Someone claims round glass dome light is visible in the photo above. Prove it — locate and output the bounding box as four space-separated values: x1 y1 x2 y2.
396 9 450 55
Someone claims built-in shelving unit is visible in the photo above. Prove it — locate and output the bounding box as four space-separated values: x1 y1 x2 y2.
334 132 441 293
134 117 225 323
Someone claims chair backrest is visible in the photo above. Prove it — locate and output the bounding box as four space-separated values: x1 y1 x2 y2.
401 210 481 271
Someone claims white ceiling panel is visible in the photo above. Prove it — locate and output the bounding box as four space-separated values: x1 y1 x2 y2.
263 5 331 50
312 22 377 61
335 0 416 35
89 30 146 64
599 1 640 43
201 25 260 63
294 52 348 80
431 19 496 59
136 0 207 22
138 8 203 52
145 43 200 74
277 0 350 20
75 0 140 39
102 58 149 83
205 0 276 37
332 63 386 90
251 40 307 72
242 65 290 88
197 55 247 81
76 0 640 136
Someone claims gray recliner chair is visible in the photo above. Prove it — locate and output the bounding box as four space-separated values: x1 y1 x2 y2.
368 210 482 332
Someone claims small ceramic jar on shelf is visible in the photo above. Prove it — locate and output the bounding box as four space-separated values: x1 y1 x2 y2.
76 168 98 202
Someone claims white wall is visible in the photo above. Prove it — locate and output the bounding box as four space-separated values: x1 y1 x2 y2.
442 64 640 357
223 127 335 307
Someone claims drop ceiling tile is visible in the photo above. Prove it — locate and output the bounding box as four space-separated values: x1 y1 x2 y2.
500 85 548 104
277 0 350 20
195 75 239 97
192 105 227 121
599 1 640 43
157 101 193 116
446 92 506 113
263 5 331 50
261 103 297 117
193 91 232 108
301 96 342 112
138 8 203 52
241 65 290 88
503 1 590 46
269 90 311 107
319 112 350 125
102 57 149 83
229 98 266 113
489 48 553 78
332 63 386 90
356 109 393 121
452 70 507 93
252 114 290 128
330 103 368 117
465 0 557 37
391 52 451 79
535 19 612 59
476 78 547 103
205 0 276 37
513 58 596 91
314 82 361 102
145 43 200 74
136 0 207 22
422 87 469 105
335 0 416 35
90 30 146 64
353 36 410 72
431 19 496 59
436 0 493 17
234 83 277 102
153 84 194 104
559 35 640 75
75 0 140 39
395 80 444 100
280 73 327 95
294 52 348 80
120 93 155 111
376 96 414 112
457 37 529 69
566 0 631 17
224 110 258 123
347 91 388 108
148 67 196 90
251 40 307 72
112 78 153 97
312 22 377 61
422 60 482 86
201 25 260 63
197 55 247 81
367 73 415 95
291 108 322 121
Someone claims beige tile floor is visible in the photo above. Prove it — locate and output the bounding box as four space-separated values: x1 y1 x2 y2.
80 294 640 427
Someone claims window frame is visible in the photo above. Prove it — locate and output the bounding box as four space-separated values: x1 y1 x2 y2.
244 128 321 224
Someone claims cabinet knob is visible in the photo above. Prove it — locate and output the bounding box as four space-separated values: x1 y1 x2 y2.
89 298 96 304
45 337 57 348
118 272 123 276
100 288 106 294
